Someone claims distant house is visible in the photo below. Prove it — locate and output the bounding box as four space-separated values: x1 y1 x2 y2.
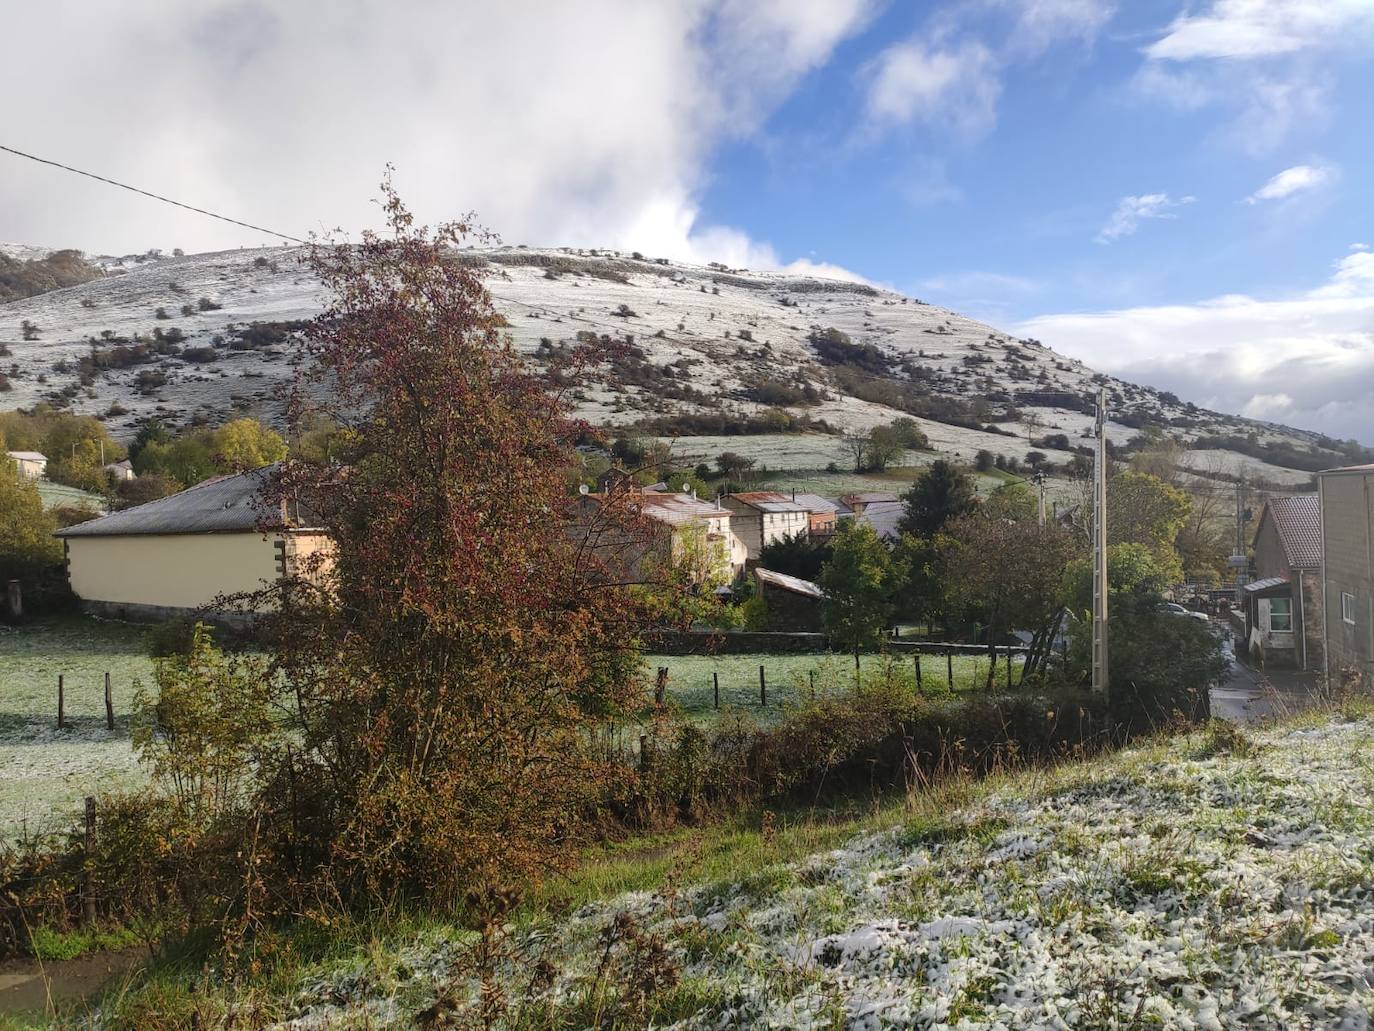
1245 495 1322 670
578 488 743 583
54 465 329 622
104 459 135 482
839 491 899 519
790 492 843 536
857 500 905 543
1318 465 1374 682
6 451 47 479
719 491 809 563
753 567 824 632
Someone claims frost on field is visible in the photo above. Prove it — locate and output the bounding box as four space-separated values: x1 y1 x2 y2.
274 716 1374 1029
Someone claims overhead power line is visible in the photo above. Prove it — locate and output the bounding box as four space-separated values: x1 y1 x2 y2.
0 143 306 245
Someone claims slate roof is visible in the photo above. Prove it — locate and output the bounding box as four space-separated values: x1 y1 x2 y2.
727 491 808 514
857 500 905 540
790 492 842 514
55 465 286 538
755 567 824 599
1258 495 1322 569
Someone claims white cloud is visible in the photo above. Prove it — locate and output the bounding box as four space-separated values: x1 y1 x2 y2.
863 39 1002 138
1095 193 1195 244
1017 249 1374 441
1006 0 1116 54
1146 0 1374 61
0 0 874 277
1246 163 1332 203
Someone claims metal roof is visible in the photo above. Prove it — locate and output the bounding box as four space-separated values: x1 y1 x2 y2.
629 492 727 526
726 491 808 514
1319 463 1374 476
1243 576 1290 594
55 465 286 538
755 567 824 599
790 492 842 514
1256 495 1322 569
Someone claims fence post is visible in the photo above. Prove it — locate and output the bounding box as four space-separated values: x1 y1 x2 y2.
946 651 954 690
4 579 20 620
639 734 650 772
83 797 97 926
713 671 720 710
104 672 114 731
809 669 815 701
654 667 668 705
1006 651 1013 690
914 653 922 690
57 674 65 730
759 665 766 707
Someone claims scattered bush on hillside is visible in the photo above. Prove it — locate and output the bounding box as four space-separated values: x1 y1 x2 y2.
808 326 889 374
0 249 102 303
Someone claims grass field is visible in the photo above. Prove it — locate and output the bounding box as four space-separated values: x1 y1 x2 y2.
0 620 1016 835
645 650 1016 725
0 617 150 836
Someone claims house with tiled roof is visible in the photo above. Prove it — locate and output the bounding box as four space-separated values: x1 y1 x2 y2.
1245 494 1322 671
719 491 809 563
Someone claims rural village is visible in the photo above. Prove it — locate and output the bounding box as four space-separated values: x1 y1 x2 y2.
4 2 1374 1028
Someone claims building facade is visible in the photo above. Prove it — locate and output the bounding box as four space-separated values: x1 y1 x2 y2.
1318 466 1374 684
720 492 809 563
6 451 47 479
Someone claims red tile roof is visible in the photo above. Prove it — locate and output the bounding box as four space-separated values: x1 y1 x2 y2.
1260 494 1322 569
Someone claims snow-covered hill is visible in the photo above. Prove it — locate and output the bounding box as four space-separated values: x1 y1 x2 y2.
0 244 1357 482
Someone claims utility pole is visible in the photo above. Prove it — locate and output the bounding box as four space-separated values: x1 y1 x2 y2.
1231 476 1249 605
1033 471 1047 526
1091 387 1109 698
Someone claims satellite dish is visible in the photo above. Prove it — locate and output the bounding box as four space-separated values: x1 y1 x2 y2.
681 483 691 493
578 484 590 495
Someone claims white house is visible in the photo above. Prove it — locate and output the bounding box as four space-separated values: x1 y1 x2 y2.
719 491 809 563
6 451 47 479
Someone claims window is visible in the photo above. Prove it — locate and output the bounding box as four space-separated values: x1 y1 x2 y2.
1268 598 1292 633
1343 592 1357 625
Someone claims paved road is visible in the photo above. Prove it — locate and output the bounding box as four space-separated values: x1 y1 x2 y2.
1211 627 1317 724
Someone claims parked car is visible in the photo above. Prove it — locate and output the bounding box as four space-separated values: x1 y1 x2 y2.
1160 601 1210 624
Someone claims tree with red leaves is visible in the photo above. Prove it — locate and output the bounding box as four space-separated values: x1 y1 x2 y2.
256 179 663 904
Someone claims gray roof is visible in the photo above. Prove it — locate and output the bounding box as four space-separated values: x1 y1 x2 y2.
755 567 824 599
791 493 842 514
1243 576 1289 594
727 491 808 514
1260 495 1322 569
857 500 905 540
6 451 46 462
55 465 286 538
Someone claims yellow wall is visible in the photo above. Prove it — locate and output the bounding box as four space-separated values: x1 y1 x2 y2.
65 531 329 611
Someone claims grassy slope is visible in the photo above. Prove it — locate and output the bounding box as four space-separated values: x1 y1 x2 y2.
24 704 1374 1029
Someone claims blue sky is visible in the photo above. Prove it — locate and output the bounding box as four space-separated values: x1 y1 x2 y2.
3 0 1372 438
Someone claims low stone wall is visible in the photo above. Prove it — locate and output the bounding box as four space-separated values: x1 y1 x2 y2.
644 630 1032 657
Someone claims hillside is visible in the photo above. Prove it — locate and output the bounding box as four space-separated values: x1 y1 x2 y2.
0 245 1360 487
78 712 1371 1028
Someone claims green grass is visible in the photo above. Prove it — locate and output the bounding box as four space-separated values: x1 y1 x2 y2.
0 616 153 836
644 650 1022 725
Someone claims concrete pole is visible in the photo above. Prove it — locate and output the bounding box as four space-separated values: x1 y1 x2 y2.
1092 387 1110 699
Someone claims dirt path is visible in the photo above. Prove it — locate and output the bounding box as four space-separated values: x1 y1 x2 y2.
0 947 145 1018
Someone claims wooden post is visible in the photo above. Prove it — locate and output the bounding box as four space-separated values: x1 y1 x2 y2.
1006 650 1013 689
639 734 650 771
914 653 922 689
654 666 668 705
104 672 114 731
946 651 954 690
82 797 97 926
713 671 720 710
759 665 766 707
57 675 65 730
809 669 815 701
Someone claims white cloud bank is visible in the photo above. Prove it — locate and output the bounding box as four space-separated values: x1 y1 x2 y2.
1019 247 1374 442
1246 164 1333 204
0 0 874 277
1095 193 1195 244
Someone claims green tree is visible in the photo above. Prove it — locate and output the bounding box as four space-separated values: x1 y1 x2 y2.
819 522 892 672
889 532 947 632
759 531 832 581
1107 471 1191 584
898 459 976 538
0 455 66 612
212 418 287 471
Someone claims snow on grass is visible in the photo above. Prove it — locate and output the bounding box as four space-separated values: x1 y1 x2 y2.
271 713 1374 1029
0 617 151 836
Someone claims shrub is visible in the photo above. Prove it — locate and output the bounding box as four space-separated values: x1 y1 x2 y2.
20 320 39 340
196 296 222 312
154 307 170 320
